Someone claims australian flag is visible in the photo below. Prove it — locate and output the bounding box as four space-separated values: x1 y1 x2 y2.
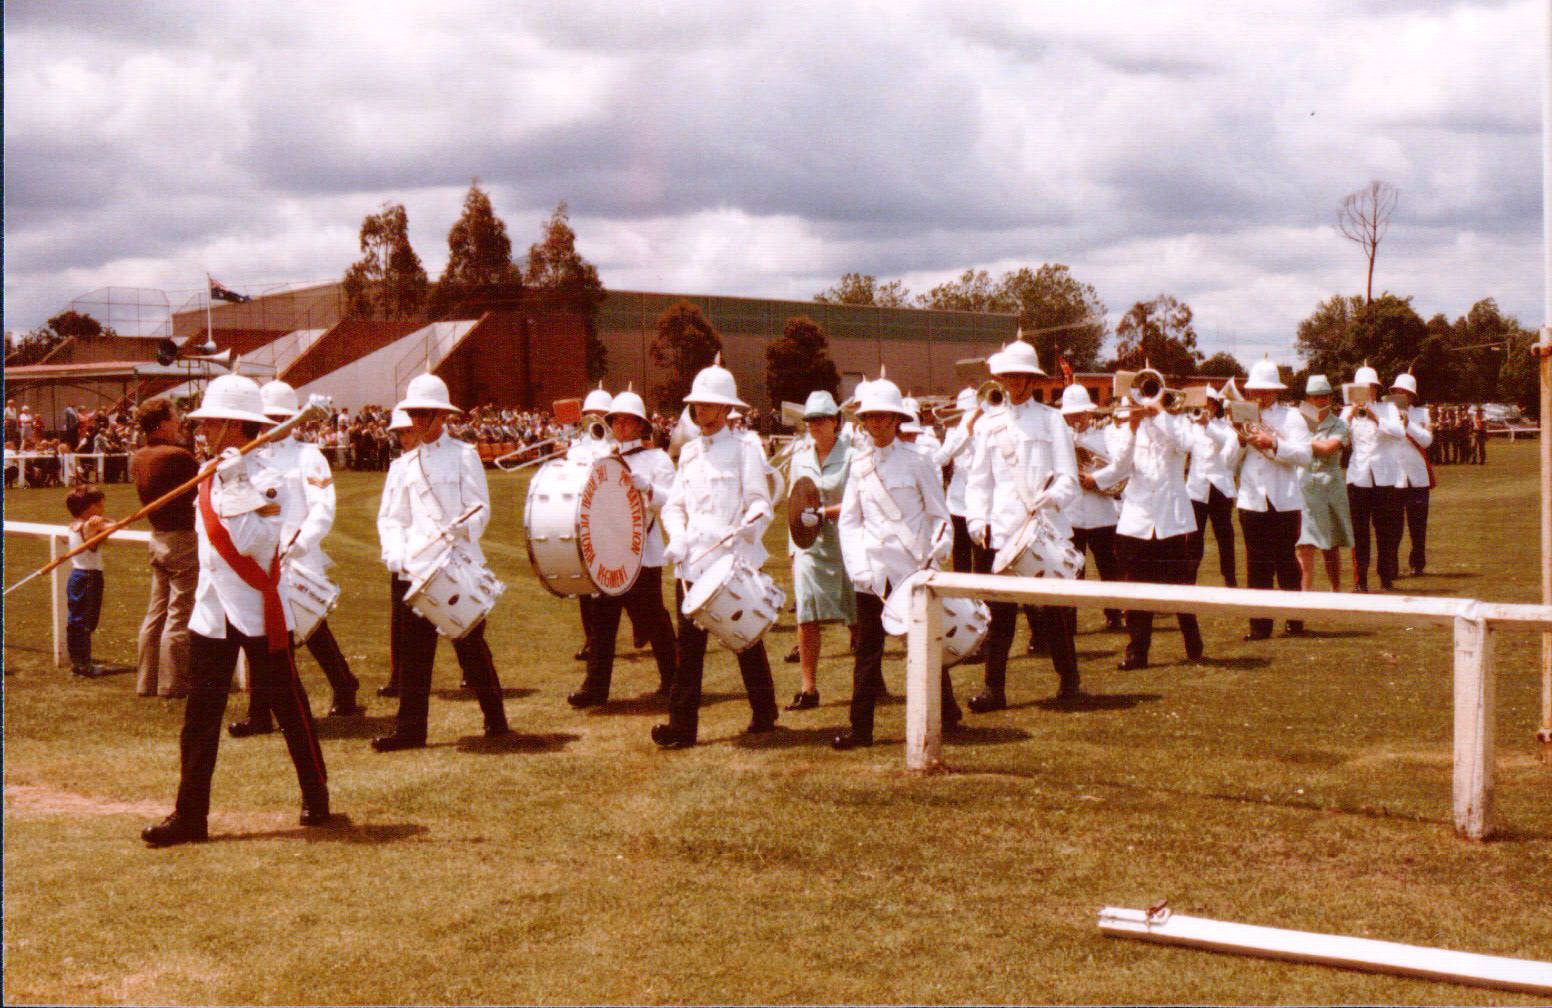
209 275 251 304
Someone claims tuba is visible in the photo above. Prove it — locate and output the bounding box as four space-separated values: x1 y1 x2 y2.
1075 442 1126 498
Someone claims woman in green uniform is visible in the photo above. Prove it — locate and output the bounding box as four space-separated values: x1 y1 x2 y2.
1296 374 1354 596
785 390 855 710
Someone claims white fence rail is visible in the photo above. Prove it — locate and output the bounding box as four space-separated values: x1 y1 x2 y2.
4 521 151 667
904 573 1552 841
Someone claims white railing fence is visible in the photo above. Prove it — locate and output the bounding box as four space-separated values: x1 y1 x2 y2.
904 573 1552 841
4 521 151 667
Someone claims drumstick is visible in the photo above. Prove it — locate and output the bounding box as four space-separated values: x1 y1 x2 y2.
4 396 329 597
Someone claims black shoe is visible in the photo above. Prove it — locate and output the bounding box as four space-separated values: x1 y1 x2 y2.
567 689 607 709
784 690 819 711
376 684 399 698
370 733 425 752
1025 640 1048 657
655 682 672 698
573 646 591 662
743 718 778 735
71 664 93 677
651 723 694 750
1410 567 1425 577
633 630 649 650
1283 622 1306 638
458 679 469 691
831 730 872 751
960 649 986 665
783 645 800 664
1117 656 1147 671
1103 616 1126 632
483 722 511 739
141 812 207 847
327 695 365 717
300 795 332 827
1054 688 1085 707
227 718 274 738
1185 643 1205 662
967 691 1007 714
1354 582 1369 594
1379 579 1394 591
1242 631 1272 642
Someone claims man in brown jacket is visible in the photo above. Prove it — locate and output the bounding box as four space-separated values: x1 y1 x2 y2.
130 398 199 697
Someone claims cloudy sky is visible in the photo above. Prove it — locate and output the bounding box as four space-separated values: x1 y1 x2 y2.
4 0 1545 364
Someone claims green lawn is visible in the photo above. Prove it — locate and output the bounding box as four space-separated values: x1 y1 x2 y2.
4 442 1550 1005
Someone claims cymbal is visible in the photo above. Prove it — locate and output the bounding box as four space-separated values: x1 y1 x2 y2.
788 474 822 549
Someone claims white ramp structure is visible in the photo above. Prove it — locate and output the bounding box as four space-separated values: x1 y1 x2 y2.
294 320 477 412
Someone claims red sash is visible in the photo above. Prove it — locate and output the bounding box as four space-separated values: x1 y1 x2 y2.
197 476 288 652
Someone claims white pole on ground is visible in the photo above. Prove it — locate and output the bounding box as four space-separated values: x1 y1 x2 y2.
1452 607 1496 839
904 580 944 771
50 533 67 668
1540 0 1552 761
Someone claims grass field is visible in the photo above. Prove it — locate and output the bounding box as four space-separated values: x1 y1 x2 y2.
4 441 1550 1005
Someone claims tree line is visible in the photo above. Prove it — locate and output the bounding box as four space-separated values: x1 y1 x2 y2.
339 182 609 381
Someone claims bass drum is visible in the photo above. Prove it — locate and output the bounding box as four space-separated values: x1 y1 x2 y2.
880 570 990 667
524 456 646 598
681 554 786 653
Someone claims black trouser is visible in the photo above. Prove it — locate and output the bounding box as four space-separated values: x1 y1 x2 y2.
387 574 410 693
951 514 973 573
177 627 327 821
667 585 777 742
971 541 1050 649
1188 487 1238 587
245 618 358 722
1400 485 1429 573
1475 434 1487 464
395 612 508 742
1347 484 1403 588
972 540 1079 699
1238 506 1303 637
580 566 677 699
848 588 961 741
578 595 594 651
1071 524 1122 624
1114 532 1201 663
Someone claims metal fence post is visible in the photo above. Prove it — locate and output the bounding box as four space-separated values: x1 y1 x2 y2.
905 579 944 771
1452 608 1497 839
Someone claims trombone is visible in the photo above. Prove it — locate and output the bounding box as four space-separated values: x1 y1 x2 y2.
494 434 571 472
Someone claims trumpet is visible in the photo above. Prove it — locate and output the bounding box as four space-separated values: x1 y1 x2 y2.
1128 368 1186 413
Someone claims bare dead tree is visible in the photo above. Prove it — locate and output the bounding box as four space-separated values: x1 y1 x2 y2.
1337 180 1398 305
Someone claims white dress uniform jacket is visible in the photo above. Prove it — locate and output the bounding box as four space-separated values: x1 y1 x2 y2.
1394 405 1433 488
378 432 492 576
1234 404 1314 512
662 427 774 583
377 452 411 574
618 439 675 568
190 455 290 640
1342 401 1405 487
838 440 951 597
1185 417 1241 503
934 422 974 517
1107 413 1198 540
965 399 1080 549
261 435 336 574
1067 424 1126 530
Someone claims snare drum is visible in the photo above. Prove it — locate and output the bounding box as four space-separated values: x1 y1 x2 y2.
680 554 786 653
880 571 991 666
405 545 506 639
992 515 1084 581
284 562 340 644
524 456 645 598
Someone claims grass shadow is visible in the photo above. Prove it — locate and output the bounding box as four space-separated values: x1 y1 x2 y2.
313 714 397 739
1292 629 1376 640
730 725 839 750
211 816 429 845
453 731 580 754
1405 571 1480 580
87 664 136 678
432 686 537 701
585 691 671 716
1075 648 1121 661
1187 655 1271 670
943 724 1034 746
1030 691 1164 713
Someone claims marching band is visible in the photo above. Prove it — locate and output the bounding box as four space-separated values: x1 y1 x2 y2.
121 342 1447 843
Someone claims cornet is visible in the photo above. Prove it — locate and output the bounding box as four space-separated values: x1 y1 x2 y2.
977 379 1008 411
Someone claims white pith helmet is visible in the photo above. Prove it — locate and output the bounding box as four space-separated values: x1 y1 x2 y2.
395 373 461 413
1390 372 1418 396
1060 384 1097 415
607 389 650 424
1353 363 1381 387
854 376 914 419
1244 358 1286 391
987 339 1045 377
684 353 748 409
582 384 614 415
259 379 300 419
388 409 413 432
187 374 272 425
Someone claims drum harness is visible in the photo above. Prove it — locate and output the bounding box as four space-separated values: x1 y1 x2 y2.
407 442 485 568
853 443 949 579
616 443 660 538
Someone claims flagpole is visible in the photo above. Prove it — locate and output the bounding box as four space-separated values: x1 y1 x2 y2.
1538 0 1552 761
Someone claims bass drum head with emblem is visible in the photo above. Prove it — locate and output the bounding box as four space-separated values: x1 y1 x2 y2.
524 456 645 597
787 475 822 549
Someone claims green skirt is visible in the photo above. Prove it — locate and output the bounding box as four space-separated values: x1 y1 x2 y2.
1298 477 1354 550
791 525 856 625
